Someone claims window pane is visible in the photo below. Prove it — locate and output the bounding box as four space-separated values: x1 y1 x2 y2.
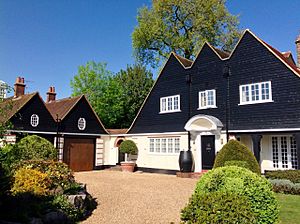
272 137 279 168
175 138 180 153
168 98 172 110
241 86 249 102
281 137 288 168
174 96 179 110
251 84 259 101
200 92 206 107
168 138 173 153
150 139 154 152
290 137 298 169
155 139 161 153
161 98 166 111
207 90 214 106
161 139 167 153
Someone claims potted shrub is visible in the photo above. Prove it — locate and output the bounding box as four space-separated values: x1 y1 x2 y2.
119 140 138 172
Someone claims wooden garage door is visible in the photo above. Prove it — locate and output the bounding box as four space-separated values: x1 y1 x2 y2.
63 138 95 171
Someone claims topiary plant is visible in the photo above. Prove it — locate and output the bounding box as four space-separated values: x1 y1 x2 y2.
119 140 138 162
213 140 261 174
181 191 256 223
182 166 279 224
14 135 57 161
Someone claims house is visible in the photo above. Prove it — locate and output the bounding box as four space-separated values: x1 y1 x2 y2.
105 30 300 174
0 78 108 171
45 87 108 171
0 77 57 145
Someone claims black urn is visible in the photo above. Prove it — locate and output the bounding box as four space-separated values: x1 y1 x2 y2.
179 150 194 172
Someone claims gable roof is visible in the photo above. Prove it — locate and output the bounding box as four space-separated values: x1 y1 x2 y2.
45 95 82 120
173 53 193 68
45 94 108 134
0 92 37 123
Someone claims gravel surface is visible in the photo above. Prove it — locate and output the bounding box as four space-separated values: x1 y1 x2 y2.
75 170 198 224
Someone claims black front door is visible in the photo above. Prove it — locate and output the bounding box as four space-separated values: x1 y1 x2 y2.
201 135 215 169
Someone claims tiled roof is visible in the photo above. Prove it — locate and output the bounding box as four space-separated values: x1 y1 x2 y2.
210 46 231 59
106 129 128 134
0 92 37 123
261 40 300 76
173 53 193 67
45 95 82 120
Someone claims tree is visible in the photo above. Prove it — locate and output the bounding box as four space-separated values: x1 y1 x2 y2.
0 84 13 139
70 62 153 128
115 64 154 128
132 0 240 67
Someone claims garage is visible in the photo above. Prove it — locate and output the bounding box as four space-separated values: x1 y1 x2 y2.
63 138 95 171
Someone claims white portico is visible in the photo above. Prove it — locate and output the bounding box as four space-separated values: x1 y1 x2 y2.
184 114 224 172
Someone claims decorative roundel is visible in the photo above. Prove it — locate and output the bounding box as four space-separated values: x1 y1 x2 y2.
30 114 39 127
78 118 86 130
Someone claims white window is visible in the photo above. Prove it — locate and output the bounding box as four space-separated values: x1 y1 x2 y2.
271 136 298 169
239 81 272 105
149 137 180 154
78 118 86 130
30 114 39 127
198 89 216 109
160 95 181 113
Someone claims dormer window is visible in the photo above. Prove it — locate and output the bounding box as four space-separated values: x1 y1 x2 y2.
30 114 39 127
78 118 86 130
198 90 216 109
239 81 273 105
160 95 181 113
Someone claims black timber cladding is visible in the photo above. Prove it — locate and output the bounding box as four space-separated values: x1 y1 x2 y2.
10 94 57 132
129 54 190 133
59 97 107 135
128 30 300 134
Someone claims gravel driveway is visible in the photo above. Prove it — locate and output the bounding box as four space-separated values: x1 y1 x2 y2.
75 170 198 224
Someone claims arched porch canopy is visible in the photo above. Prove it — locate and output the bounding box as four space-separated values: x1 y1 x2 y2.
184 114 223 133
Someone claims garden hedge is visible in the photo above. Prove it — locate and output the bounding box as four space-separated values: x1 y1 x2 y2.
213 140 260 174
181 166 278 224
265 170 300 183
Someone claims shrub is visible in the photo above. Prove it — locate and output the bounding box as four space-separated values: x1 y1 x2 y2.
12 135 57 161
119 140 138 155
18 160 75 191
182 166 278 224
213 140 261 174
265 170 300 183
181 191 256 223
269 179 300 195
11 168 50 196
224 160 252 170
51 195 84 221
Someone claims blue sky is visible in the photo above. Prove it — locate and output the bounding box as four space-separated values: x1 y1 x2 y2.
1 0 299 99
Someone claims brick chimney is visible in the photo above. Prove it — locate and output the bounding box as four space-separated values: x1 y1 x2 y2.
296 33 300 67
47 86 56 102
14 77 25 98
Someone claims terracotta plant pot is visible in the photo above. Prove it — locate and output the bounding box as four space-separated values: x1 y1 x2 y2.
120 161 135 172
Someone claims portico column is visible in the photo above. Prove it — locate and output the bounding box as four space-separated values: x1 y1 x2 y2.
293 133 300 170
251 134 262 164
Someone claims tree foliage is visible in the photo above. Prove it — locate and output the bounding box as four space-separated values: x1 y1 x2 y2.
70 62 153 128
132 0 240 67
115 64 154 127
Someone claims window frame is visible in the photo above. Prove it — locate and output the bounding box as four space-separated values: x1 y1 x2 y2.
239 81 273 105
198 89 217 110
160 95 181 113
30 114 39 127
148 137 180 155
271 135 298 170
78 117 86 130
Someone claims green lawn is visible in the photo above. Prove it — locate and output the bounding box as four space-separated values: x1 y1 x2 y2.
277 193 300 224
